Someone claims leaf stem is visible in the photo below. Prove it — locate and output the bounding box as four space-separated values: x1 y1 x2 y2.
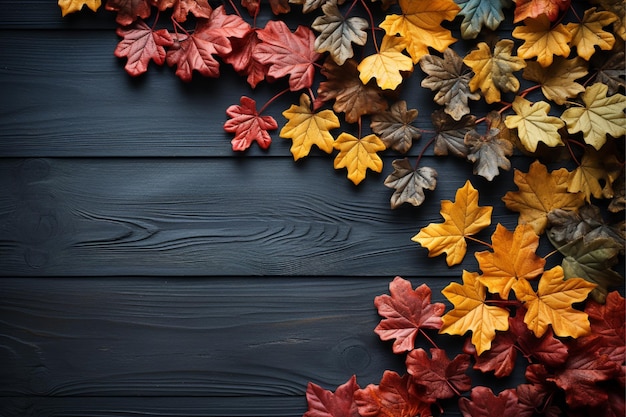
419 329 440 350
258 88 291 114
359 0 380 54
415 135 436 167
465 235 493 249
542 248 560 260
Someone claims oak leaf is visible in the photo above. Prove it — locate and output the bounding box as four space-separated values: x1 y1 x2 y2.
459 387 528 417
440 270 510 355
513 0 571 23
114 20 173 76
561 82 626 150
311 1 369 66
566 7 617 60
413 180 493 266
105 0 152 26
333 133 385 185
358 35 413 90
502 160 585 234
58 0 101 15
224 96 278 151
374 277 445 353
513 15 572 67
280 93 340 160
455 0 511 39
464 39 526 104
504 96 564 152
379 0 460 63
152 0 212 22
370 100 421 153
522 57 588 105
354 371 431 417
431 111 475 157
384 159 437 209
512 266 595 338
464 124 514 181
304 375 360 417
567 146 623 201
405 348 472 401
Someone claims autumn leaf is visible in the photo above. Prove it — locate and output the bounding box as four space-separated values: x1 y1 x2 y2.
379 0 460 63
440 271 510 355
567 145 623 201
241 0 290 16
586 290 625 348
413 180 492 266
513 0 571 23
455 0 512 39
512 266 595 338
224 96 278 151
464 124 514 181
522 57 588 105
223 30 269 88
384 159 437 209
464 39 526 104
504 96 564 152
290 0 346 14
152 0 212 22
405 348 472 401
280 93 340 160
304 375 361 417
114 20 173 76
420 48 480 121
333 133 385 185
374 276 445 353
431 111 475 157
58 0 101 16
591 49 626 95
354 371 431 417
561 82 626 150
566 7 617 60
311 1 369 66
105 0 151 26
502 160 585 234
358 35 414 90
513 15 572 67
476 223 545 298
370 100 421 153
458 387 528 417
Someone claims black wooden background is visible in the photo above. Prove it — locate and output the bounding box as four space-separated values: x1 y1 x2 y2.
1 1 617 416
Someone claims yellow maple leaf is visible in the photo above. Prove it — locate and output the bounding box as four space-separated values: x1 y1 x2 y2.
476 223 546 298
504 96 564 152
379 0 460 63
522 57 588 105
502 160 585 235
561 82 626 150
512 266 595 338
513 15 572 67
58 0 101 16
280 94 340 160
464 39 526 104
358 35 414 90
333 133 385 185
565 7 617 60
440 270 510 355
412 180 492 266
567 146 623 201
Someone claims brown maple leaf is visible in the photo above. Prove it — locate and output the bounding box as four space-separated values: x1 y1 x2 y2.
304 375 361 417
370 100 421 153
354 371 432 417
431 110 475 158
464 124 514 181
406 348 472 402
152 0 212 22
459 386 530 417
105 0 152 26
384 159 437 209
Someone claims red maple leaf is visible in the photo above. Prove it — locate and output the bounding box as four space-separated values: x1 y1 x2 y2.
513 0 571 23
241 0 290 16
114 20 173 76
224 96 278 151
374 276 445 353
586 291 625 347
223 30 270 88
406 348 471 402
152 0 212 23
516 383 556 417
106 0 152 26
304 375 360 417
354 371 432 417
253 20 321 91
459 386 529 417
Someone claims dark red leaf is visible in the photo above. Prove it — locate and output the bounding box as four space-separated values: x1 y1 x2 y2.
304 375 360 417
151 0 212 22
354 371 432 417
458 387 526 417
223 30 270 88
106 0 152 26
224 96 278 151
115 20 173 76
586 290 625 347
406 348 471 402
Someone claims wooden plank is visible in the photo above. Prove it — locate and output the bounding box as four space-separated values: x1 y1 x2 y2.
0 157 527 277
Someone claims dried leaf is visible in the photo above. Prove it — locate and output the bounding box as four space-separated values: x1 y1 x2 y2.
455 0 512 39
406 348 472 401
591 48 626 94
304 375 361 417
513 14 572 67
522 57 588 105
333 133 385 185
566 7 617 60
431 110 475 157
224 96 278 151
504 96 564 152
567 145 623 201
513 0 570 23
358 35 413 90
384 159 437 209
464 124 514 181
370 100 421 153
58 0 101 15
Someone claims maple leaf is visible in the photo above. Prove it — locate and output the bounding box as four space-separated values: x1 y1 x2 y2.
223 30 269 88
280 93 340 160
522 57 588 105
512 266 595 338
354 371 431 417
591 48 626 95
413 180 493 266
290 0 346 14
254 20 321 91
476 223 545 298
114 20 173 76
566 7 618 60
502 160 586 235
567 145 623 201
317 58 389 123
459 387 529 417
455 0 512 39
379 0 460 63
370 100 421 153
384 159 437 209
431 111 475 157
440 270 510 355
241 0 290 15
304 375 361 417
105 0 152 26
464 124 514 181
420 48 480 121
586 291 625 347
224 96 278 151
374 277 445 353
406 348 471 402
152 0 212 22
333 133 385 185
58 0 101 16
358 35 414 90
504 96 564 152
311 1 369 66
463 39 526 104
561 82 626 150
513 0 571 23
513 15 572 67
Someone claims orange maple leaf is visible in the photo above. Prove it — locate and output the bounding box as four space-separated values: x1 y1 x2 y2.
413 180 492 266
513 0 571 23
333 133 386 185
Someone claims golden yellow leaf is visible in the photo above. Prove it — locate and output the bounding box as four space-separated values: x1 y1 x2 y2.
333 133 385 185
504 96 564 152
464 39 526 104
522 57 588 105
440 270 510 355
567 145 623 201
380 0 460 63
512 266 595 338
412 180 492 266
502 160 585 235
566 7 618 60
358 35 414 90
513 15 572 67
280 94 340 160
58 0 101 15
